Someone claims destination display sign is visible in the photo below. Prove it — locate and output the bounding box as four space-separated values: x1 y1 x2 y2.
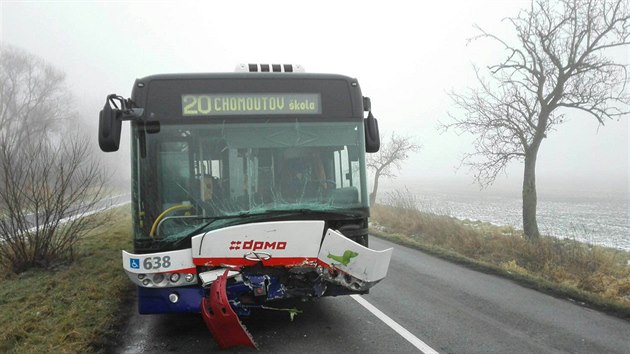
182 93 321 116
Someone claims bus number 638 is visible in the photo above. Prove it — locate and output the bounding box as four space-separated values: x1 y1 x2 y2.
143 256 171 270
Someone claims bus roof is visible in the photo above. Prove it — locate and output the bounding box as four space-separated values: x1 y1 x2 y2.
134 72 359 85
131 72 366 121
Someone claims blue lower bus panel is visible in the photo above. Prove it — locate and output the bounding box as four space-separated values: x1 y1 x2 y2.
138 287 204 314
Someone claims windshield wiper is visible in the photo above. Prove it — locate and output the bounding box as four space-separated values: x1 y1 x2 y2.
168 212 257 250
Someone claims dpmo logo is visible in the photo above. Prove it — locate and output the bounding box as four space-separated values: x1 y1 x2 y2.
229 240 287 251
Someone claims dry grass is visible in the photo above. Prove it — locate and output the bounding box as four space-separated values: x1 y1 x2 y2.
370 200 630 317
0 206 133 353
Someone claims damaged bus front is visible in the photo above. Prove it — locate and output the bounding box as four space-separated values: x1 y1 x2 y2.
98 65 391 349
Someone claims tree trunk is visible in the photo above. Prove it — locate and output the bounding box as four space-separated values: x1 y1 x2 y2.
370 171 380 206
522 151 540 240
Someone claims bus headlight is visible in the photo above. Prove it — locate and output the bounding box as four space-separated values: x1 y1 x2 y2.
125 269 197 288
153 273 164 283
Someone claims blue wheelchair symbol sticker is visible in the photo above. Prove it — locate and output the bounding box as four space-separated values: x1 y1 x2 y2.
130 258 140 269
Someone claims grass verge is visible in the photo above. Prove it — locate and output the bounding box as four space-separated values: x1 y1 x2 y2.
370 203 630 319
0 206 133 353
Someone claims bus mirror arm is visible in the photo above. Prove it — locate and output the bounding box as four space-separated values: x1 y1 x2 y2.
364 111 380 153
119 108 144 121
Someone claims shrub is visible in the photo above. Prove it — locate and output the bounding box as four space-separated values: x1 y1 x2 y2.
370 189 630 307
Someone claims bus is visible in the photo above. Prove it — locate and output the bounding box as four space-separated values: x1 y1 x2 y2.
98 64 392 349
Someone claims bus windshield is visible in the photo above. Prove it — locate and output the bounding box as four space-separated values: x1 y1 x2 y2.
133 120 368 242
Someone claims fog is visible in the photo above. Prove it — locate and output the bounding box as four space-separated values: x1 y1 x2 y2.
1 0 628 196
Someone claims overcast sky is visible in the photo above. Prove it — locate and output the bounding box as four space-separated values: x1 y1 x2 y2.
1 0 628 195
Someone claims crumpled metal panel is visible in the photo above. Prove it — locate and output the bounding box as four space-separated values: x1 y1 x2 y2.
318 229 393 283
201 270 257 349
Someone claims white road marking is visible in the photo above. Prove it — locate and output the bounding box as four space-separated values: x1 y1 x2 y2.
26 199 130 233
58 200 130 223
351 295 439 354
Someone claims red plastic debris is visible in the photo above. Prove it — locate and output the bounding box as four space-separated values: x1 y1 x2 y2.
201 269 257 349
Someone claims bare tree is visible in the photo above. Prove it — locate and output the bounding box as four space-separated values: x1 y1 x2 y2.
0 45 70 146
367 132 421 205
0 46 107 273
445 0 629 240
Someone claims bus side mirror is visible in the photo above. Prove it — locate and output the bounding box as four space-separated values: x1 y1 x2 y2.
364 112 380 153
98 95 122 152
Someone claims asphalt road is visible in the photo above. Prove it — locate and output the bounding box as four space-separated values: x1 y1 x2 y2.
111 237 630 354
